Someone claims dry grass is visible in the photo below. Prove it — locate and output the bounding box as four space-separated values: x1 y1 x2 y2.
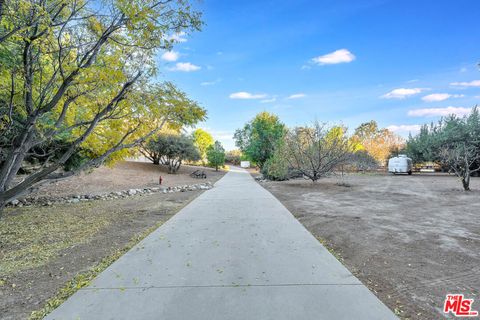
28 220 164 320
0 202 113 276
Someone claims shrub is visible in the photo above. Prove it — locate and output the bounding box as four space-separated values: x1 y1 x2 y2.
206 141 226 171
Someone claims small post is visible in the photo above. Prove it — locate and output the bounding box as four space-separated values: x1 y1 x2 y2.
159 176 163 185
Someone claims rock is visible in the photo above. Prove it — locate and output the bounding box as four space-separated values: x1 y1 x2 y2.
70 199 80 204
10 199 20 206
128 189 137 196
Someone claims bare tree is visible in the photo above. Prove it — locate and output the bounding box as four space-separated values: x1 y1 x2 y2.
283 121 354 182
440 142 480 191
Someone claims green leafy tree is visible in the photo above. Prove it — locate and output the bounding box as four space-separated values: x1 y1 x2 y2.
192 128 214 165
144 134 200 173
207 141 225 171
234 112 285 168
406 107 480 190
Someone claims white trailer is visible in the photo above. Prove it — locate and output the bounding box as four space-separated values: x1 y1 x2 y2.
240 161 250 168
388 155 413 175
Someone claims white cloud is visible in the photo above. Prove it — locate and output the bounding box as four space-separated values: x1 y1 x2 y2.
421 93 464 102
450 80 480 87
287 93 306 99
229 92 267 100
260 98 277 103
200 79 221 86
408 106 471 117
166 31 187 43
386 124 422 133
312 49 356 65
161 51 179 62
168 62 201 72
381 88 425 99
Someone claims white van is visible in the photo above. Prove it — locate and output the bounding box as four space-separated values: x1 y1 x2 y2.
388 155 413 175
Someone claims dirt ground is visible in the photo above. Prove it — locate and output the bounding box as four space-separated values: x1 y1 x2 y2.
27 161 225 199
0 163 226 320
260 173 480 320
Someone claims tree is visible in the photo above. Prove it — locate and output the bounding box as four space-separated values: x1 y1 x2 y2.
206 141 225 171
234 112 285 168
0 0 203 209
349 150 379 172
406 107 480 191
352 121 404 165
225 149 242 165
144 133 200 173
283 122 355 182
192 128 214 165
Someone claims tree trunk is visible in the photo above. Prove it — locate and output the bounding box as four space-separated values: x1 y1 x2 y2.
462 171 471 191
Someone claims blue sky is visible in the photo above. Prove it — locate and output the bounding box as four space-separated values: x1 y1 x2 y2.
157 0 480 150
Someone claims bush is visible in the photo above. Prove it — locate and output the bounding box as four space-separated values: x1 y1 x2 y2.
261 141 289 180
262 157 289 181
349 150 379 172
225 149 242 165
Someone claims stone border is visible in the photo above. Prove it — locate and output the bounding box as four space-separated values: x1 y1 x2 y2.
6 182 213 208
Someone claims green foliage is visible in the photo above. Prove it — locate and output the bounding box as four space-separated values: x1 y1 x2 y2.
206 141 225 171
234 112 286 168
261 141 289 181
225 149 242 165
192 128 214 164
145 133 200 173
406 107 480 190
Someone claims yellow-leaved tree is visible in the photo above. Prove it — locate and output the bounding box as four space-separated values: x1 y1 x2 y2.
0 0 204 210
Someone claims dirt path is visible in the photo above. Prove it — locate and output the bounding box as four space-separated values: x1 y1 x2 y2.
260 173 480 320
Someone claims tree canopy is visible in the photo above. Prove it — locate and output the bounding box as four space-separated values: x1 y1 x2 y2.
233 112 285 168
0 0 204 208
192 128 214 164
352 121 404 165
406 107 480 190
206 141 225 171
143 133 200 173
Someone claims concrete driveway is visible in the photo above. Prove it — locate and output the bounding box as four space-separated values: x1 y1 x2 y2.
46 167 397 320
